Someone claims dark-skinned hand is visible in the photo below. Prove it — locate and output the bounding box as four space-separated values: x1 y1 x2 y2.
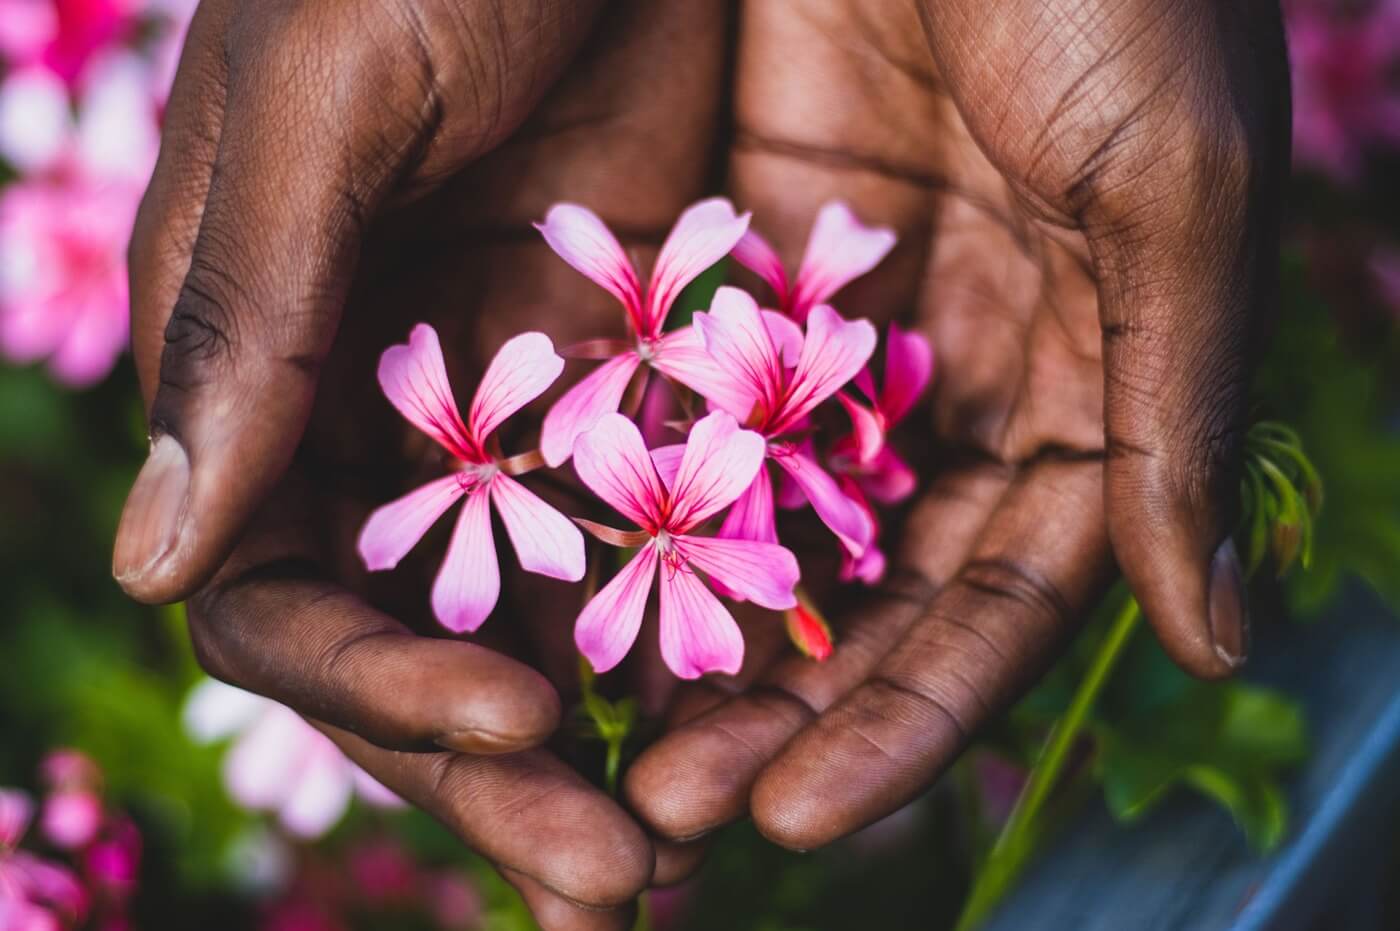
112 0 1289 924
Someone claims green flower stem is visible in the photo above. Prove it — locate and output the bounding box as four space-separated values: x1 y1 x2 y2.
605 736 623 797
955 596 1143 931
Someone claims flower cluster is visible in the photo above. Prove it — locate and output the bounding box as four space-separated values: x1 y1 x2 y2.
0 0 193 386
358 199 933 679
0 750 142 931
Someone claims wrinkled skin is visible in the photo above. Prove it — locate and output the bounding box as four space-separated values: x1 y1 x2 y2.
115 1 1289 928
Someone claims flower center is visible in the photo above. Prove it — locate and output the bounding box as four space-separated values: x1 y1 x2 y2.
636 337 659 363
455 461 499 492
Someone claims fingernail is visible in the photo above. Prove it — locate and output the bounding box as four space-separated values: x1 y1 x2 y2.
113 435 190 588
435 729 521 755
1207 538 1249 669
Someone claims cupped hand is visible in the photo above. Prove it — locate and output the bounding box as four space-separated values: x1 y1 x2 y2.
112 0 737 926
626 0 1290 855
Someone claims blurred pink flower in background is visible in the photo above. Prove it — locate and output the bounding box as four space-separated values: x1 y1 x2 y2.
1287 0 1400 181
0 0 141 86
0 787 90 931
184 679 404 840
38 750 104 851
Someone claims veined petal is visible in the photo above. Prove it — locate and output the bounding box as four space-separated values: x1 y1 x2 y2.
356 474 466 571
644 198 750 336
731 228 790 304
836 391 886 466
773 450 873 556
763 310 805 368
718 468 779 545
651 326 759 421
658 561 744 679
650 443 686 493
539 352 641 467
669 411 767 532
790 201 896 320
573 412 667 530
377 324 477 460
860 447 918 505
692 286 783 413
534 203 644 328
575 544 658 674
879 323 934 425
490 475 585 581
431 489 500 633
842 543 887 585
774 305 877 433
468 332 564 442
675 535 798 611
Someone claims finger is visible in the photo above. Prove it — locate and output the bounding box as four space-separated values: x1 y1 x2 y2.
626 465 1008 841
501 868 637 931
1086 15 1291 678
320 725 653 912
186 479 559 754
113 0 602 603
651 837 708 887
128 0 231 403
750 459 1112 849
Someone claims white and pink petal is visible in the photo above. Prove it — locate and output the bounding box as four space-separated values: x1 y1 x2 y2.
430 489 500 633
490 475 585 582
377 324 477 460
658 562 745 680
467 331 564 442
539 352 642 467
668 411 767 532
572 412 667 530
575 544 659 674
357 474 467 572
675 534 798 611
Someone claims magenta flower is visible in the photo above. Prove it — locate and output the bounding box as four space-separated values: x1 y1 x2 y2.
356 324 585 632
572 411 800 679
535 199 753 466
1287 0 1400 182
687 286 877 558
0 0 139 87
732 200 896 323
0 788 89 931
184 679 403 840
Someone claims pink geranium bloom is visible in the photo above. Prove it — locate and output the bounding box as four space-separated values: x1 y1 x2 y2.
0 788 89 931
1287 0 1400 182
184 679 404 840
0 54 160 386
571 411 800 679
535 199 753 466
732 200 896 323
356 325 585 633
0 0 140 86
687 286 877 559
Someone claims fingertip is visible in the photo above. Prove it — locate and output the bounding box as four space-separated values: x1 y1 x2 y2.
112 435 194 604
430 647 563 753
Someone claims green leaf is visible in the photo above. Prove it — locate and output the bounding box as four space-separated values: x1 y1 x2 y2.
1182 765 1287 851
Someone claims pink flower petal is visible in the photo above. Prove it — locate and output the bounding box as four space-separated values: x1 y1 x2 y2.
489 475 585 581
841 542 887 585
643 198 750 336
39 791 101 850
650 326 760 422
182 678 267 743
431 488 499 633
773 305 877 433
668 411 767 533
763 310 804 367
860 447 918 505
467 331 564 442
0 788 33 848
773 450 873 557
279 743 355 839
572 412 667 530
650 443 686 493
351 768 404 809
534 203 644 330
837 391 885 466
674 535 798 611
692 286 784 415
357 474 467 572
731 228 790 305
224 707 307 812
790 201 896 320
658 562 744 679
377 324 477 461
539 352 641 467
717 468 779 545
575 544 658 674
879 322 934 425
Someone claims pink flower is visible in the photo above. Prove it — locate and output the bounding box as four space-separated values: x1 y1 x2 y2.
0 55 159 386
0 0 140 87
688 286 877 559
572 411 800 679
426 872 482 930
83 819 139 902
38 791 101 851
535 199 752 466
356 325 585 632
732 200 896 323
1287 0 1400 181
0 789 88 930
184 679 404 840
